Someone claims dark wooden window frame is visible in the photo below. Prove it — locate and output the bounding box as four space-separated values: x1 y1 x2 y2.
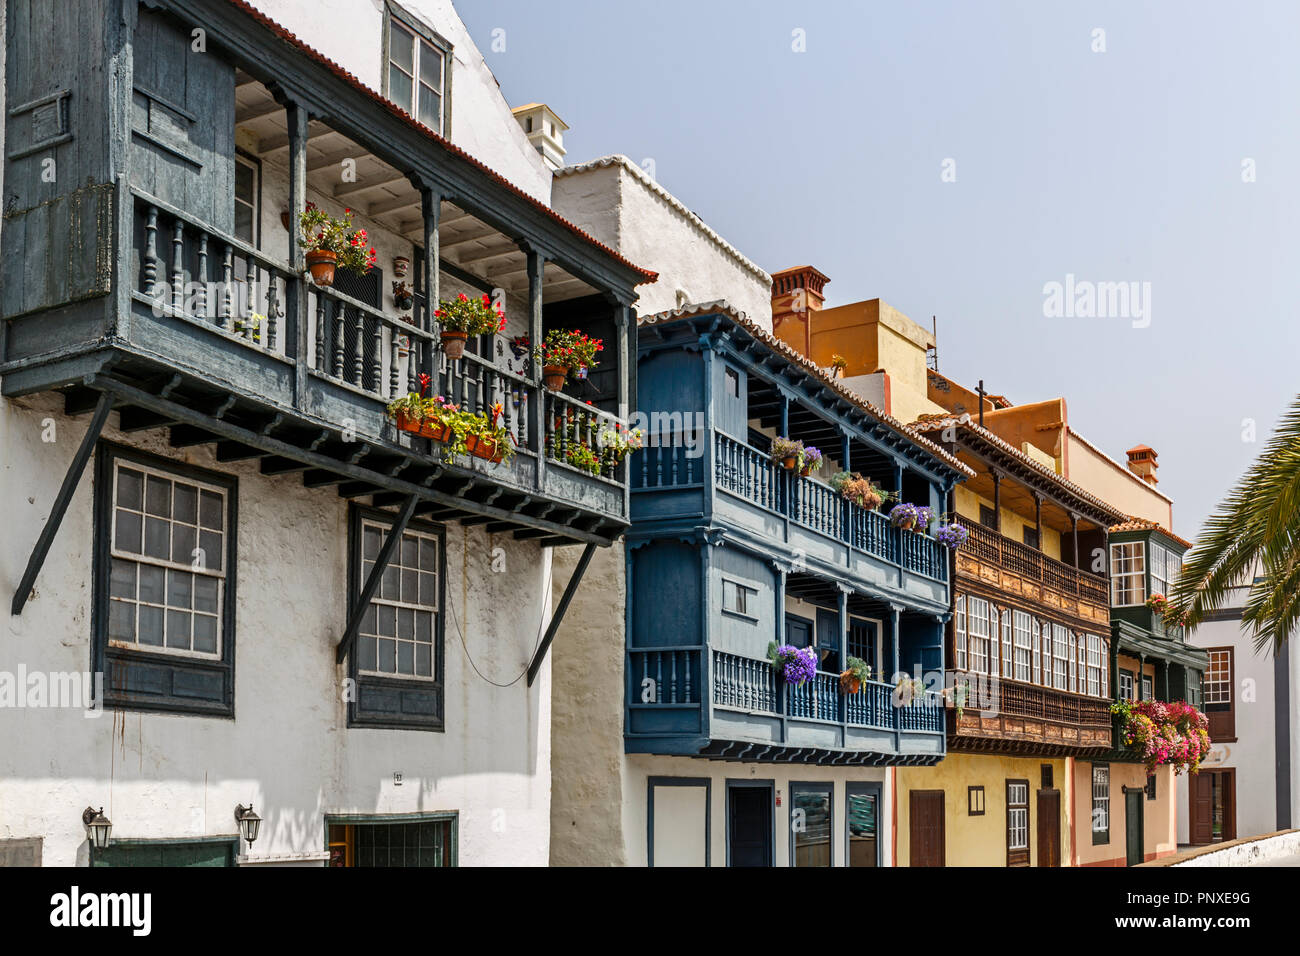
92 442 238 719
233 147 262 249
1205 646 1236 742
968 785 986 816
1006 778 1030 866
381 1 454 137
324 811 458 867
345 504 447 731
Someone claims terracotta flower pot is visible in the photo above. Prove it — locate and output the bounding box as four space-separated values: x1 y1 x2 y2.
465 434 505 463
306 249 337 287
799 465 812 477
543 364 567 391
441 330 468 360
839 672 862 695
898 517 916 531
833 367 845 379
781 456 797 471
394 410 422 435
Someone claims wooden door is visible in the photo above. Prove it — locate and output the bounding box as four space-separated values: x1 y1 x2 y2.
1190 772 1214 844
1221 770 1237 841
728 786 772 867
1125 789 1144 866
1036 790 1061 867
909 790 945 867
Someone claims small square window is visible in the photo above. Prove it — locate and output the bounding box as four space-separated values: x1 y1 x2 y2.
722 579 756 617
724 366 740 398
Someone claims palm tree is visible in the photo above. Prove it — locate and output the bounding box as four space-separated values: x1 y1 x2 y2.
1170 394 1300 654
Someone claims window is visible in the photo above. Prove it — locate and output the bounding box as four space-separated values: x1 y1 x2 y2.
967 597 990 675
1006 780 1029 865
1187 670 1203 708
1150 542 1180 597
95 444 237 717
724 366 740 398
845 784 880 867
234 152 259 246
384 5 450 134
327 816 456 867
790 783 832 867
1141 674 1153 702
1039 620 1051 687
1091 765 1110 844
1081 634 1102 697
1001 608 1013 678
1110 541 1146 606
968 786 986 815
979 504 998 530
722 579 757 617
347 507 445 730
1013 611 1032 682
1031 618 1041 684
1022 526 1039 550
954 596 967 670
1119 669 1135 702
1146 773 1157 801
1052 624 1070 690
1205 648 1235 740
1101 637 1109 697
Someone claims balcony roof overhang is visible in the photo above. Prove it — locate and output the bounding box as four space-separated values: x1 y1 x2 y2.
154 0 656 302
1112 619 1210 671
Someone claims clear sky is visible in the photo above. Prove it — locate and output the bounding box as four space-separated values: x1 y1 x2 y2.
458 0 1300 540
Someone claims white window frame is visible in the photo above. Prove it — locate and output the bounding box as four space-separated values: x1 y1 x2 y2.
234 152 260 248
1110 541 1146 606
1205 649 1232 705
1007 781 1029 852
384 5 450 135
988 606 1000 676
1052 624 1070 690
967 597 990 675
1119 669 1135 702
1092 765 1109 833
357 520 441 682
1085 634 1101 697
1013 611 1032 683
107 459 228 661
1031 618 1041 685
1001 609 1013 679
954 595 967 670
1141 674 1153 702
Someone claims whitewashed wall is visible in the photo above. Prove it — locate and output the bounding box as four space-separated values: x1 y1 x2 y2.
552 158 773 328
245 0 552 203
0 393 553 866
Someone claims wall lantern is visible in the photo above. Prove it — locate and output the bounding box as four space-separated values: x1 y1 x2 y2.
234 804 262 848
81 806 112 850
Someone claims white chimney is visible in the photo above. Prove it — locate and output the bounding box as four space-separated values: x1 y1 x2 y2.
511 103 568 171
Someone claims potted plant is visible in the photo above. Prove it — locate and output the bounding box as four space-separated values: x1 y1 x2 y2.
462 402 515 464
532 329 603 390
767 642 817 687
299 203 376 287
799 445 823 477
771 436 803 471
914 505 935 533
596 422 644 476
435 292 505 360
889 502 920 530
830 471 886 510
392 280 415 312
935 522 970 550
830 354 848 379
839 656 872 694
1146 593 1168 616
1111 699 1210 774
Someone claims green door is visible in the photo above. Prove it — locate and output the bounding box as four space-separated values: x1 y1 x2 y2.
1124 790 1144 866
92 840 237 867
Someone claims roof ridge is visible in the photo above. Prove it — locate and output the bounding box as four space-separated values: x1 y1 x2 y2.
639 301 974 478
557 155 771 283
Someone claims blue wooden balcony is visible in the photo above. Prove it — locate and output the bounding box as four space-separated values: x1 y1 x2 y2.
626 646 946 765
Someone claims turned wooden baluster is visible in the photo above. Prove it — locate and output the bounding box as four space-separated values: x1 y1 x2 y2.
171 220 184 312
390 335 401 399
143 206 160 297
195 233 208 320
371 316 383 395
314 293 326 371
244 255 257 341
265 273 279 351
220 245 233 330
332 302 346 378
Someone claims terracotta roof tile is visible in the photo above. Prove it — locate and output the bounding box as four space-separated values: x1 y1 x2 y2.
221 0 656 284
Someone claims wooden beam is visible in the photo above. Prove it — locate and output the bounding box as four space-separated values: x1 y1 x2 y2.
335 495 419 664
260 456 310 476
12 394 113 615
215 440 267 462
526 543 597 686
169 424 219 448
117 407 174 432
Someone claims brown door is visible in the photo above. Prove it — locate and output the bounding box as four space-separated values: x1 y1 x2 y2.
1036 790 1061 867
909 790 945 867
1190 773 1214 844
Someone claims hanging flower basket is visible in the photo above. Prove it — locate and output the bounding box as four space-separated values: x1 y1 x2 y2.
771 436 803 471
305 249 337 287
839 656 872 694
800 446 823 477
935 522 969 550
441 330 468 360
543 364 568 391
465 433 506 463
889 502 919 530
768 643 817 686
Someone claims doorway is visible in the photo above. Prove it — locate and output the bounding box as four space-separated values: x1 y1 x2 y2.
1124 788 1145 866
1036 789 1061 867
909 790 945 867
1189 769 1236 845
727 781 774 867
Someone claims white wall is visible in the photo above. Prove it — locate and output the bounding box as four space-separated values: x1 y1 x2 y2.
0 393 553 865
245 0 552 203
552 158 773 328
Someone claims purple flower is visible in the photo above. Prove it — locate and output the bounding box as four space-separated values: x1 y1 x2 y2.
773 644 817 685
889 502 919 528
914 506 935 530
935 522 969 550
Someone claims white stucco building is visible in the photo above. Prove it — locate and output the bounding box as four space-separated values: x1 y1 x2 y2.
1 0 651 866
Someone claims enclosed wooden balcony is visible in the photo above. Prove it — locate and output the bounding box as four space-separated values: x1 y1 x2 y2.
947 670 1113 756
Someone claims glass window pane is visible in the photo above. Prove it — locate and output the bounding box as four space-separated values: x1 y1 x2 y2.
172 522 197 566
358 635 377 672
193 614 218 654
419 572 437 607
194 576 219 614
199 530 223 572
401 535 418 569
398 607 415 641
117 468 144 509
108 599 136 642
417 87 439 130
235 160 255 201
199 490 223 530
377 638 396 673
381 563 400 601
167 570 193 610
110 559 137 599
792 788 832 867
397 640 414 675
139 606 164 646
415 643 431 677
401 568 419 603
144 516 170 559
235 204 254 244
419 43 441 91
364 526 382 561
173 483 198 524
166 610 191 650
419 538 437 570
139 564 166 605
377 605 396 637
389 21 414 72
145 476 172 517
389 64 413 113
115 509 143 553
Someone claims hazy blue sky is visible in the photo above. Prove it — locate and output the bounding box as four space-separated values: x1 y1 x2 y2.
458 0 1300 539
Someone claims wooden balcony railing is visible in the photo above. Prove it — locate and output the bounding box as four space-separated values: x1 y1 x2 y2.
962 521 1108 604
711 432 947 580
951 670 1113 728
